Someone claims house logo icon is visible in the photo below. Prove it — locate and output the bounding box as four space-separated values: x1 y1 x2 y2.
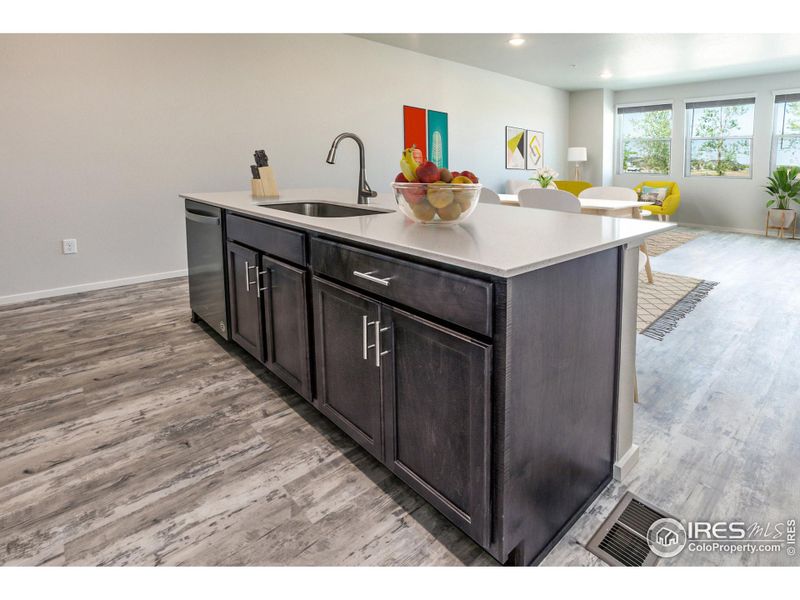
656 527 678 546
647 518 687 558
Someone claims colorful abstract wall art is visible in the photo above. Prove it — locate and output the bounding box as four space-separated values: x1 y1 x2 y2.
526 130 544 170
506 126 526 169
403 105 449 169
426 110 448 169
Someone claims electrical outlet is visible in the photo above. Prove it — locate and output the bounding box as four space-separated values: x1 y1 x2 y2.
62 239 78 254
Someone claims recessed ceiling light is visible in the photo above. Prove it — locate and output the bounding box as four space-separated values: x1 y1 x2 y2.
508 37 525 47
600 70 613 79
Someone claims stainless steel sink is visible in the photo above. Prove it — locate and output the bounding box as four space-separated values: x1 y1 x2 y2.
259 202 393 218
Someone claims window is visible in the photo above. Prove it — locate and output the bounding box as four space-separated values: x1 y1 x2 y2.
772 93 800 170
685 97 755 177
617 104 672 174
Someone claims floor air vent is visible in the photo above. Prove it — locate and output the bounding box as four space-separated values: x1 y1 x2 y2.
586 492 672 566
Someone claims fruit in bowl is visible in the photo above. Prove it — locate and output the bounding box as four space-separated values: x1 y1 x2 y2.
392 147 482 225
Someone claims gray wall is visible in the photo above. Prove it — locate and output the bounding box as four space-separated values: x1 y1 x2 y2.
567 89 616 186
568 90 604 185
612 70 800 232
0 34 569 301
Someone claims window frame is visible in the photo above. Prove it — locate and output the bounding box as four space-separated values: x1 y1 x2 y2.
683 95 757 179
770 89 800 172
615 101 674 176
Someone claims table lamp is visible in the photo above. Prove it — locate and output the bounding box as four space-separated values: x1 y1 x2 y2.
567 147 587 180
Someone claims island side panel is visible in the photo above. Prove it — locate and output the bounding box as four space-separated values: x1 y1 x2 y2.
615 243 641 480
500 247 621 565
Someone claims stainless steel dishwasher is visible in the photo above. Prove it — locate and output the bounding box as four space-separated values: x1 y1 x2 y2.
185 198 230 340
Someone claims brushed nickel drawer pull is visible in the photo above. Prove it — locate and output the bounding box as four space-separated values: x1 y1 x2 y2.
353 270 392 286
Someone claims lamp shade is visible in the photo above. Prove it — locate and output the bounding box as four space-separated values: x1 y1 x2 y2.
567 147 587 162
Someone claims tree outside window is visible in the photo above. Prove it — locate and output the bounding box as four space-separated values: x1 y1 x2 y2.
772 94 800 170
686 98 755 177
618 104 672 174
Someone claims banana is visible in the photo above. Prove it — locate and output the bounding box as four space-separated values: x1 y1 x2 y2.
400 146 420 182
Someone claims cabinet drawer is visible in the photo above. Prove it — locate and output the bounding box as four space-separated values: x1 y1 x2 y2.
311 238 492 337
226 213 306 266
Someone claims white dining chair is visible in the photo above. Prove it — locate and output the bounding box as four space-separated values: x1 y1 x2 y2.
506 179 536 195
580 187 655 284
578 186 638 201
518 188 581 214
479 187 502 204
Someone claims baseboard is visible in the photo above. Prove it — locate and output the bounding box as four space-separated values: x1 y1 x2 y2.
0 269 188 307
613 443 640 482
675 221 764 236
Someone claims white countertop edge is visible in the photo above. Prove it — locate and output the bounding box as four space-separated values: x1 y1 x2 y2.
181 190 676 278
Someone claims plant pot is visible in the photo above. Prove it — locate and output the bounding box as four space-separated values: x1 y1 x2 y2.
768 208 797 228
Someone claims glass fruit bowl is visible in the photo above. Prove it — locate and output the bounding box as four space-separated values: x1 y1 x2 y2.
391 182 482 225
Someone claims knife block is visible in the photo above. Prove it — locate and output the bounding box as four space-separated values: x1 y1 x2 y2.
251 166 279 198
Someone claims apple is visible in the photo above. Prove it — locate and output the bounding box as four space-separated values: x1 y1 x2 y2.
402 187 425 204
416 161 440 183
460 170 479 183
395 172 408 183
450 171 461 179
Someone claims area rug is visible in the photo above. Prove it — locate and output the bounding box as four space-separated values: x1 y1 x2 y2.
638 271 718 340
646 227 707 256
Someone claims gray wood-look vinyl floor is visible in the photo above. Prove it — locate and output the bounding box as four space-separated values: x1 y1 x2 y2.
1 231 798 566
542 231 800 566
0 279 494 566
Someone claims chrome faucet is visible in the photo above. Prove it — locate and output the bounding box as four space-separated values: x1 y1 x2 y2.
326 132 378 204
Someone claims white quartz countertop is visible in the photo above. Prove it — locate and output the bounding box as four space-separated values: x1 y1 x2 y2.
180 188 675 277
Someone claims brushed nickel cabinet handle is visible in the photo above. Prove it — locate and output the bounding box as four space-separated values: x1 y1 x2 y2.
257 269 268 298
362 315 376 360
353 270 392 287
373 322 390 368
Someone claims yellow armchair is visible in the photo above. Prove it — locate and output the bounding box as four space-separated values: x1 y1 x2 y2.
634 181 681 220
554 180 593 197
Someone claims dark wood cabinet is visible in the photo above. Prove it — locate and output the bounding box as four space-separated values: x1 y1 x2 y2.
226 241 264 362
381 307 492 546
311 277 491 544
261 255 311 400
312 277 384 460
210 208 623 566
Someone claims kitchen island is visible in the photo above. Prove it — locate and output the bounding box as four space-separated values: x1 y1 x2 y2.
181 188 673 565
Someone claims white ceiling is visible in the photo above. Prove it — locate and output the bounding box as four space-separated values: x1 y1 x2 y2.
356 34 800 91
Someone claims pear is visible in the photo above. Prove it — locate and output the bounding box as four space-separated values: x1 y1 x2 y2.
436 202 462 221
427 182 454 208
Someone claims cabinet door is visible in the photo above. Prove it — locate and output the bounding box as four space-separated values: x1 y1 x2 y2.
261 255 312 401
226 241 264 362
382 306 491 545
312 277 383 460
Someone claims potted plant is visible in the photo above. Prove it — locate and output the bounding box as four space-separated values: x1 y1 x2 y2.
765 166 800 232
530 167 559 190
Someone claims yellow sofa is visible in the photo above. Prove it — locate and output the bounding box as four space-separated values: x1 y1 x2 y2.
633 181 681 220
554 180 593 196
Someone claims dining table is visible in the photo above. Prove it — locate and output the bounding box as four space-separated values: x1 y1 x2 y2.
497 193 655 283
